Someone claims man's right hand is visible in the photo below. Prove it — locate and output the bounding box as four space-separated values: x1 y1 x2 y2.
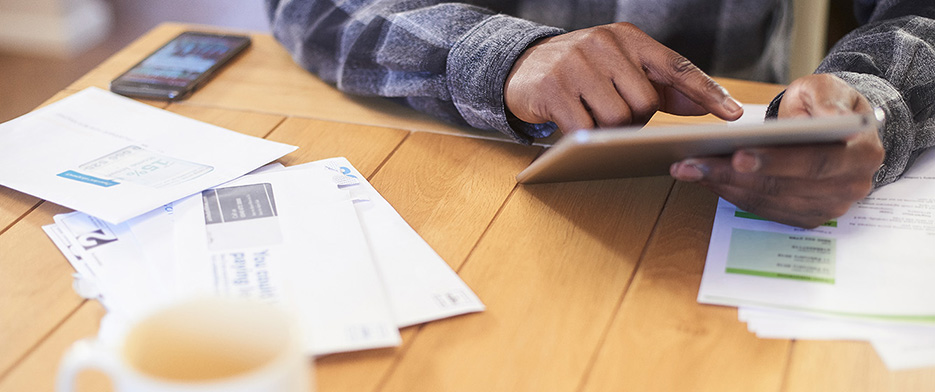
504 22 743 133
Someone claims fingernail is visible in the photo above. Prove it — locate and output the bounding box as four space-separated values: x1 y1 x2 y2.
734 150 760 173
671 160 707 182
723 96 743 114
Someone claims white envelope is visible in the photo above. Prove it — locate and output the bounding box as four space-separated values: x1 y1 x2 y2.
50 212 163 315
0 87 297 223
172 168 401 355
281 158 486 327
126 204 178 293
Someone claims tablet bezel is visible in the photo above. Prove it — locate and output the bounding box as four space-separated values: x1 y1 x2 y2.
515 113 880 184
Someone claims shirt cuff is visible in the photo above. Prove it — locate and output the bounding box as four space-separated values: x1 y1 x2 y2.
827 71 910 188
447 14 564 144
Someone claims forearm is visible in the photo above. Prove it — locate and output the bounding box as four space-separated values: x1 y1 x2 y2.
264 0 563 143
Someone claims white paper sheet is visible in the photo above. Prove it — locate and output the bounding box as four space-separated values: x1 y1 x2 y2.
873 339 935 370
727 104 769 127
126 204 178 294
42 157 485 357
699 148 935 369
739 306 935 370
49 212 163 315
739 307 935 341
172 168 401 355
0 87 296 223
42 223 104 300
280 158 486 327
698 147 935 316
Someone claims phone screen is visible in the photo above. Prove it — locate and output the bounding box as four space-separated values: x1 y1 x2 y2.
111 32 251 100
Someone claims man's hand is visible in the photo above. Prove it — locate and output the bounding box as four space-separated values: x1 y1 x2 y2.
504 22 743 132
670 74 885 228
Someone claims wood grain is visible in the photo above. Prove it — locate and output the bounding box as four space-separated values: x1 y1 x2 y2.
4 21 932 392
166 104 285 139
1 92 81 234
367 132 540 268
784 340 935 392
378 176 673 392
0 188 39 237
265 118 409 177
0 301 109 392
582 182 790 392
0 203 83 375
307 131 536 391
314 327 417 392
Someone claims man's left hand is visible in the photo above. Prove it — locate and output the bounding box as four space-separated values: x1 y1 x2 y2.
669 74 885 228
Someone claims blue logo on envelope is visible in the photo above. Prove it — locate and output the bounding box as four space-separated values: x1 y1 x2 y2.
57 170 120 187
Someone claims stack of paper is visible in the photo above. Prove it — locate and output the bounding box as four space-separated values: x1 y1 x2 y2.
2 88 484 356
698 148 935 370
44 159 486 355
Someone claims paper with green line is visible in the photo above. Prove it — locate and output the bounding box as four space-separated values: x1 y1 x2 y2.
698 146 935 319
696 121 935 370
725 229 836 284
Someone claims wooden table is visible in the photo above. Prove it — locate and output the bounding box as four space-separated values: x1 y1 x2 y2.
1 23 932 392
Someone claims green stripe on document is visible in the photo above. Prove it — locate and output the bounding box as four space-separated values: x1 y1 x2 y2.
726 268 835 284
734 211 837 227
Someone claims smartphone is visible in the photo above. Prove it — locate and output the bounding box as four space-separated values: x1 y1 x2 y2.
110 31 251 101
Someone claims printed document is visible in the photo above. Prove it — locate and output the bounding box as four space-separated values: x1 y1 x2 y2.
699 148 935 317
43 158 485 356
0 87 296 223
280 158 486 327
699 147 935 369
172 168 401 355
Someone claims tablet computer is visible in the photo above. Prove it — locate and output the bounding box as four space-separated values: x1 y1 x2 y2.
516 112 881 184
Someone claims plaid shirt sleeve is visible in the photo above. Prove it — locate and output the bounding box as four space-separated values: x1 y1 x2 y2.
770 0 935 188
264 0 563 143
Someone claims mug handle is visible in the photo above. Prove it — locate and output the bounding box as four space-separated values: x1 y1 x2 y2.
56 339 122 392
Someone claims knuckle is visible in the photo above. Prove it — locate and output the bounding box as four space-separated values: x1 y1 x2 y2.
668 54 699 78
699 76 724 97
531 102 552 122
579 27 617 48
538 71 560 87
539 73 575 96
609 22 639 35
556 46 589 68
606 110 633 126
628 94 660 118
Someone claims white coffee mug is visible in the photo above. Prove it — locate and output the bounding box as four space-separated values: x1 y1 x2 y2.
57 298 312 392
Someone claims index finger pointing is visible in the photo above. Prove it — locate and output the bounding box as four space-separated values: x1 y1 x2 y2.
640 47 743 121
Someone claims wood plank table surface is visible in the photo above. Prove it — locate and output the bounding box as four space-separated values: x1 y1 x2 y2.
1 22 932 392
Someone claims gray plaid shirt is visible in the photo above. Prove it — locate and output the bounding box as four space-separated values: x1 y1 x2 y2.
266 0 935 187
